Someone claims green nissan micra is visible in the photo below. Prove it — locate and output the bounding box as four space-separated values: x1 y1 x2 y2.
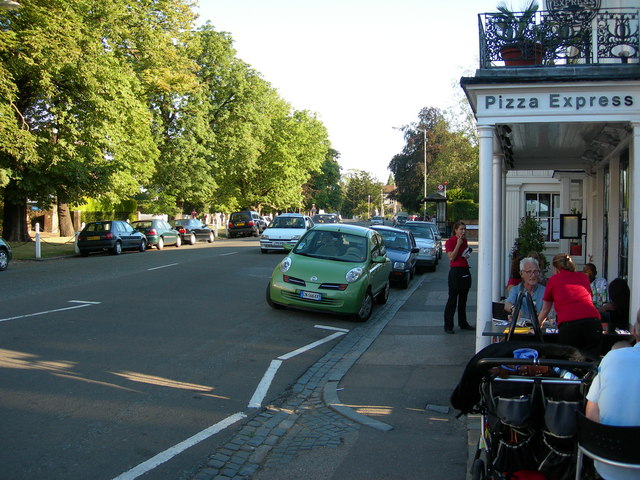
266 224 391 321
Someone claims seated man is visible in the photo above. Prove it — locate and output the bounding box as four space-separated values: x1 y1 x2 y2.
583 263 608 309
504 257 545 323
585 310 640 480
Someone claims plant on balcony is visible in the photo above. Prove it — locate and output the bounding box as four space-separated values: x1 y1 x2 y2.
494 0 543 65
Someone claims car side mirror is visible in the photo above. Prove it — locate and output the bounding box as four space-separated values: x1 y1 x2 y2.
372 255 387 263
411 247 420 254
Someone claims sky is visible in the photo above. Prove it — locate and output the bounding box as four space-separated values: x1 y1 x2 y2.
195 0 504 183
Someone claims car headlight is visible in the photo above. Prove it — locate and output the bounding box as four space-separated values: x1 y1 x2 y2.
279 256 292 273
393 261 406 270
262 234 269 240
345 267 364 283
429 247 436 255
420 247 429 254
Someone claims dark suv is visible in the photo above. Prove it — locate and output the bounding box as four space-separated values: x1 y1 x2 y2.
227 211 264 238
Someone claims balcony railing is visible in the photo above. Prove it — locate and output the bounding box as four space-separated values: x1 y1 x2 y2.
479 8 639 68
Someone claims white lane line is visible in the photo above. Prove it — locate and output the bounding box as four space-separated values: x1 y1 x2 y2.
147 263 178 271
315 324 349 333
0 301 100 323
69 300 102 304
248 359 282 408
278 332 346 361
219 252 238 256
112 412 246 480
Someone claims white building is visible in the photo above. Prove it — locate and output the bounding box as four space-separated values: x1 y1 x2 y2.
461 0 640 350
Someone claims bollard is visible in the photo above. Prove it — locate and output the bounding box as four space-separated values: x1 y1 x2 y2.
74 231 80 255
35 223 41 259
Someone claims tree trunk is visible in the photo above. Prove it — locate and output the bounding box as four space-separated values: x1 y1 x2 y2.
57 201 75 236
2 182 30 242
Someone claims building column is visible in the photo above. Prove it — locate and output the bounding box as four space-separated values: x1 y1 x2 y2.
629 122 640 327
492 152 504 301
608 156 621 278
559 175 572 255
477 125 495 352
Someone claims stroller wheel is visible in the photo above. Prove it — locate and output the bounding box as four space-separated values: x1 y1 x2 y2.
471 458 485 480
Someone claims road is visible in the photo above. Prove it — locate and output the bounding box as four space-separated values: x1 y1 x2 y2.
0 237 374 480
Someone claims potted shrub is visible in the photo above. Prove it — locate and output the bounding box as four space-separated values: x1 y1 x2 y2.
512 215 548 274
494 0 543 65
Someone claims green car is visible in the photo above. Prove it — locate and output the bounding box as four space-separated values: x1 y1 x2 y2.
0 237 12 271
266 224 392 321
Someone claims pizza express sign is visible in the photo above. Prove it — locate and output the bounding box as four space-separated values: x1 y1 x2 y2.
480 92 635 115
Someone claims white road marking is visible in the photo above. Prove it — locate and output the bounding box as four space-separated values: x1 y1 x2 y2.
248 359 282 408
146 263 178 271
278 332 346 360
219 252 238 256
315 324 349 333
0 301 101 323
112 412 246 480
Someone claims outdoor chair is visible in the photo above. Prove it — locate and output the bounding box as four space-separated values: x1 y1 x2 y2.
575 412 640 480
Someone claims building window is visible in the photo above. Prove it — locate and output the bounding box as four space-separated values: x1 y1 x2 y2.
525 193 560 242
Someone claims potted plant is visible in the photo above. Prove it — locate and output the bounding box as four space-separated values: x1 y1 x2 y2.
512 215 548 274
494 0 543 65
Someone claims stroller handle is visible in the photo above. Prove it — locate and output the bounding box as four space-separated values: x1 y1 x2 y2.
477 357 598 372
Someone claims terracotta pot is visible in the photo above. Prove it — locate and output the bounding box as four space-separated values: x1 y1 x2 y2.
501 43 543 66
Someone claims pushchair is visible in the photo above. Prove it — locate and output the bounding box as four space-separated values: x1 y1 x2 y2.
451 293 599 480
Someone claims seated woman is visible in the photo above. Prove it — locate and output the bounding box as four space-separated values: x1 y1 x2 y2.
599 277 630 334
505 253 524 294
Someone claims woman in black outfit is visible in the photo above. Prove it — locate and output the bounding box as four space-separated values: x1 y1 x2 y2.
443 221 474 334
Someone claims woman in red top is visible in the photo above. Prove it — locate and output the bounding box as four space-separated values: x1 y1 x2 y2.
443 221 474 333
537 253 602 359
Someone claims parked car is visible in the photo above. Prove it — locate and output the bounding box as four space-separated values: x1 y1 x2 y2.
0 237 12 271
396 221 439 272
370 215 384 225
393 212 409 226
266 224 392 321
227 210 264 238
370 225 419 288
312 213 339 224
170 218 214 245
131 219 181 250
260 213 314 253
77 220 147 256
425 222 443 259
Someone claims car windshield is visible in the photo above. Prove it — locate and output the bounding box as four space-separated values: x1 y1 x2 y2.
378 231 409 250
400 224 434 240
271 216 305 228
294 230 367 262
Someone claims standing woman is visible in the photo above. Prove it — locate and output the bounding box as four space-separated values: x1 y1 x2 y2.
537 253 602 359
444 221 474 334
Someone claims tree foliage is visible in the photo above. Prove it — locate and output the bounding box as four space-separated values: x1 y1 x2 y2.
342 170 383 219
303 148 342 214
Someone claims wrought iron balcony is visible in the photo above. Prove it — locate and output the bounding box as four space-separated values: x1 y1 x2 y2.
478 8 639 68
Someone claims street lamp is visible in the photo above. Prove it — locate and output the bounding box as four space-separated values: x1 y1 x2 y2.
420 129 427 221
367 194 371 220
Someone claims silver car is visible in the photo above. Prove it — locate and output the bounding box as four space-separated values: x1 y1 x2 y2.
425 222 443 259
397 221 438 272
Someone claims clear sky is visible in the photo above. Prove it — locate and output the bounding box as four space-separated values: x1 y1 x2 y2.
195 0 503 184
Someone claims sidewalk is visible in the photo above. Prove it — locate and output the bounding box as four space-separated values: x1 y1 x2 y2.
191 250 480 480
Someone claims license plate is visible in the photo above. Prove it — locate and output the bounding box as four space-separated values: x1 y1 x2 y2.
236 222 245 226
300 291 322 301
87 236 100 241
272 241 284 246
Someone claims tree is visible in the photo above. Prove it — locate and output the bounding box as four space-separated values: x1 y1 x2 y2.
342 171 383 219
303 148 343 214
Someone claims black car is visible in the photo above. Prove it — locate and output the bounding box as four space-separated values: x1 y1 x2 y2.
312 213 339 224
77 220 147 256
131 219 181 249
0 237 12 271
371 225 419 288
227 210 264 238
170 218 214 245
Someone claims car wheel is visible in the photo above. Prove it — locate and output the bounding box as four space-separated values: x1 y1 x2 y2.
0 250 9 270
400 274 410 289
139 239 146 252
376 281 390 304
189 233 196 245
354 289 374 322
208 232 214 243
266 284 285 309
156 237 164 250
175 235 181 247
111 241 122 255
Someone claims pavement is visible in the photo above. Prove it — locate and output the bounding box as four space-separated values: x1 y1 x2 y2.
188 247 480 480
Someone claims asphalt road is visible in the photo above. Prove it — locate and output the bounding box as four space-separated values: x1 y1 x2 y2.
0 237 372 480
